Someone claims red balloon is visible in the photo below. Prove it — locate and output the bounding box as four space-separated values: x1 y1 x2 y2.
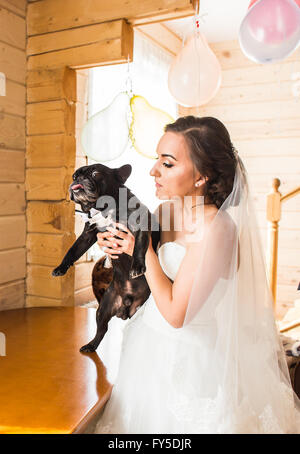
248 0 300 7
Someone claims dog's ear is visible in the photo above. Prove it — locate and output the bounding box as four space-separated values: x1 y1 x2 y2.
115 164 132 184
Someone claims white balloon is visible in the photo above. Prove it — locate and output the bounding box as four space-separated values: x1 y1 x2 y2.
168 33 222 107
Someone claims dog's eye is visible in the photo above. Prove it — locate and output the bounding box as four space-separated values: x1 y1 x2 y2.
92 171 99 178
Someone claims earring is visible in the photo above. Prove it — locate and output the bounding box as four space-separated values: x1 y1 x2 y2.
195 182 200 187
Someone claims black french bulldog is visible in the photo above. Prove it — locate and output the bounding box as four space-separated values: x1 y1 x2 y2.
52 163 160 353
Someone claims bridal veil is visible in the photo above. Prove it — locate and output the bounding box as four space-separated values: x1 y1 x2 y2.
167 152 300 433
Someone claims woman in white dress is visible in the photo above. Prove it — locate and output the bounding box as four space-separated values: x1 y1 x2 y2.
92 116 300 434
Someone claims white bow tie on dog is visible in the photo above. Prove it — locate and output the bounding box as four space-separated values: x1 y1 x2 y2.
76 208 114 268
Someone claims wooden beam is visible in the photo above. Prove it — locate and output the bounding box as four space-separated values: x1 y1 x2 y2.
27 67 77 103
27 232 76 266
27 264 74 302
135 23 181 56
27 100 75 136
28 20 133 70
27 0 195 36
27 200 74 234
27 20 128 56
26 135 75 168
25 167 74 201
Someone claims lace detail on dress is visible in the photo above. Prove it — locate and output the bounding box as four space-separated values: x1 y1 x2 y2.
167 356 299 434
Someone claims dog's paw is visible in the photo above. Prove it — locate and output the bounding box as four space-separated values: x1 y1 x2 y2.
52 264 69 276
129 264 146 279
80 342 97 353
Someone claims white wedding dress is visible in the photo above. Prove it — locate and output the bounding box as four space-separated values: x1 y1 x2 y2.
93 239 300 434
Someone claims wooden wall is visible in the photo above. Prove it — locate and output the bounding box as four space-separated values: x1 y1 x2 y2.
0 0 26 310
179 40 300 319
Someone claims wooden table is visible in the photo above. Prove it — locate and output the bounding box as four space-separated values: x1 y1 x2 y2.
0 307 112 434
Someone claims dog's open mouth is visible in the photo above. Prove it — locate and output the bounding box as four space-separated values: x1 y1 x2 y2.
72 183 84 193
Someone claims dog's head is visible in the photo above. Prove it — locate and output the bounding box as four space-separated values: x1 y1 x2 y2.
69 163 132 211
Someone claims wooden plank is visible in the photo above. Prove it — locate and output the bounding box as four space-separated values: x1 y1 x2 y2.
262 228 300 251
0 149 24 182
27 264 74 300
0 0 26 18
75 101 88 130
242 156 300 175
27 0 194 35
277 284 299 303
191 100 300 123
26 135 75 168
28 20 126 56
27 67 77 103
276 266 300 286
26 295 73 308
0 248 26 285
235 137 300 157
0 215 26 250
75 262 95 291
26 167 74 200
0 183 25 215
221 60 300 88
0 113 25 149
0 280 25 311
74 286 95 306
131 23 181 56
27 201 75 234
0 42 26 84
28 21 133 71
0 6 25 49
0 79 25 117
208 80 300 108
76 70 89 104
75 156 87 169
27 100 75 136
27 232 76 266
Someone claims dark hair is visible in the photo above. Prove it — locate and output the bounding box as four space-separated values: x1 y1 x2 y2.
164 116 238 209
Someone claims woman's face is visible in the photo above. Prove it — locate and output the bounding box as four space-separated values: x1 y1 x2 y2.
150 131 201 200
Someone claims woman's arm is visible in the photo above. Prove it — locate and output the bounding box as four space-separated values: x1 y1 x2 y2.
144 242 176 327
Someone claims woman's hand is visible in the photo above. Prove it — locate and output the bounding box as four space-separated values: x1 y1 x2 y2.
97 222 135 259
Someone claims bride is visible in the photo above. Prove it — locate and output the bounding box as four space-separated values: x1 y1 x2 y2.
91 116 300 434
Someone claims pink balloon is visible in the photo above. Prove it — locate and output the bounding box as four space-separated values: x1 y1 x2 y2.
168 33 222 107
248 0 300 8
248 0 300 44
239 0 300 63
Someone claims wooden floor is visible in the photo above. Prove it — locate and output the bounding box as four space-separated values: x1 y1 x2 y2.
0 307 112 434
